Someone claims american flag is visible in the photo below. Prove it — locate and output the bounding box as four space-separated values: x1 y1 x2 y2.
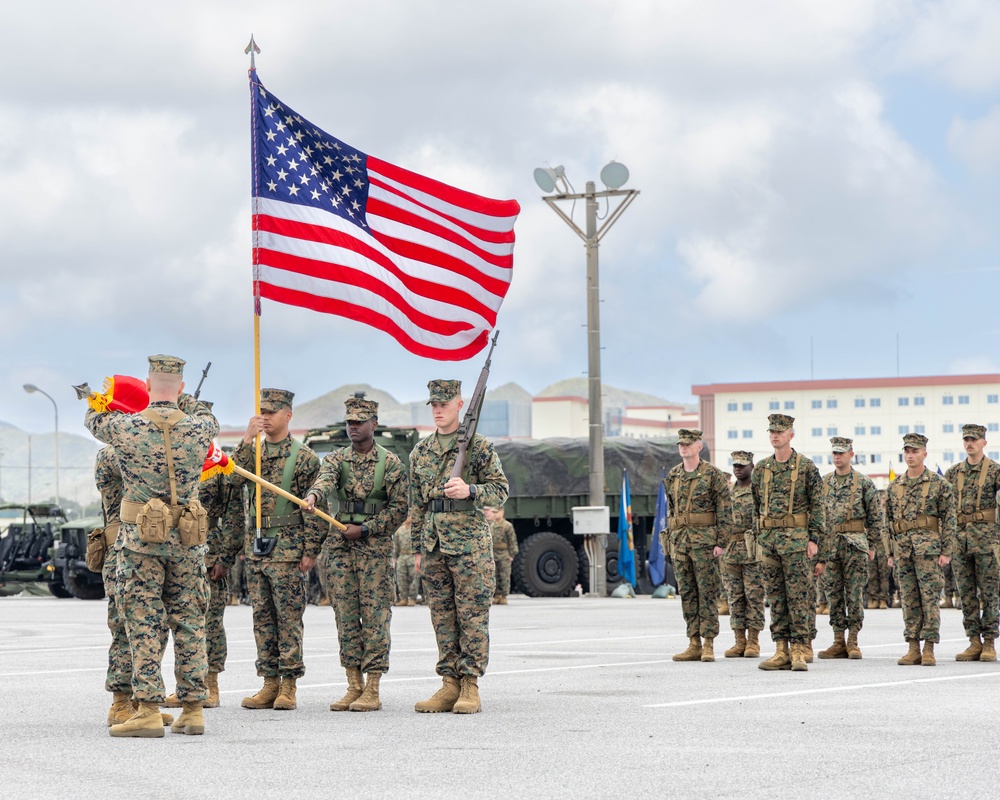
250 74 520 360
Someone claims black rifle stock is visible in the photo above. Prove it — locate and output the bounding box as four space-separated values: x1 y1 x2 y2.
449 331 499 480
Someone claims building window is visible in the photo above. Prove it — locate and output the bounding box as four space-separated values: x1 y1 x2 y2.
942 396 954 405
914 425 925 434
827 427 838 436
871 454 882 464
742 430 753 439
826 455 834 464
727 402 738 412
870 425 881 435
898 425 910 434
854 398 865 408
855 426 865 435
727 457 734 467
943 452 955 463
827 399 838 409
914 396 925 406
811 427 822 437
870 398 881 407
811 400 822 409
727 430 738 440
784 401 795 410
959 395 970 405
990 452 1000 460
989 423 1000 433
943 424 954 433
989 395 998 404
812 455 823 465
855 454 867 464
898 397 909 407
769 401 779 411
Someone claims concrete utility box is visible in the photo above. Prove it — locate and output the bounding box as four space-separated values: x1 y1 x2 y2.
571 506 610 535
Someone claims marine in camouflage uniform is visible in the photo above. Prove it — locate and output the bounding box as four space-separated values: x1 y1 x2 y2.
866 490 891 609
944 424 1000 662
394 518 419 605
411 379 509 714
723 451 764 658
231 388 326 711
818 437 883 660
752 414 826 672
665 429 732 663
86 354 218 738
305 396 408 712
886 433 958 666
489 506 518 604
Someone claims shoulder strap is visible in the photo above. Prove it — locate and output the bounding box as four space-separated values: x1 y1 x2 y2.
140 408 186 505
787 453 801 514
683 465 701 514
272 438 302 519
976 457 992 509
338 444 390 504
762 466 773 511
848 469 860 515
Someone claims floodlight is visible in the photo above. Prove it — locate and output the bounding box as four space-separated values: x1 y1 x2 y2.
533 165 565 193
599 160 629 190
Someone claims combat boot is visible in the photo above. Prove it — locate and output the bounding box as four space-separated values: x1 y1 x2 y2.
498 596 508 605
700 637 715 662
940 594 954 609
109 702 164 739
921 641 936 666
759 640 791 671
717 597 730 615
492 594 501 605
349 673 382 712
170 702 205 736
867 599 878 610
241 676 280 709
672 636 703 662
406 598 416 606
981 637 997 662
897 640 921 665
819 630 849 659
452 676 481 714
415 676 461 713
804 642 814 663
878 599 888 609
846 628 862 659
330 668 365 711
107 692 133 726
227 594 239 606
273 677 297 710
725 629 747 658
956 635 983 662
317 596 331 607
817 602 830 615
790 642 808 671
161 690 183 708
744 629 761 658
204 672 220 708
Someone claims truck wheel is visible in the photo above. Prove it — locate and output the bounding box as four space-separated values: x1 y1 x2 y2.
48 579 73 599
63 567 105 600
513 532 578 598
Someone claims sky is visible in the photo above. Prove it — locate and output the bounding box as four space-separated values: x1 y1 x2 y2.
2 0 999 441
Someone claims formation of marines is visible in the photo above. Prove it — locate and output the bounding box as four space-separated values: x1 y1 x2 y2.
88 356 999 739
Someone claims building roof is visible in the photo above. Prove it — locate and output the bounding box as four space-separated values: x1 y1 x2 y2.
693 374 1000 395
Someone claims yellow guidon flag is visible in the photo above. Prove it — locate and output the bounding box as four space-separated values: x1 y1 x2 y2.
201 442 236 482
888 462 896 482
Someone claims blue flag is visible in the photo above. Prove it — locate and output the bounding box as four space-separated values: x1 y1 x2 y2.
649 469 667 586
618 469 637 588
937 464 944 476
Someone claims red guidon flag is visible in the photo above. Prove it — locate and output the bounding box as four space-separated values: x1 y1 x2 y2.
249 73 520 361
202 442 235 482
87 375 150 414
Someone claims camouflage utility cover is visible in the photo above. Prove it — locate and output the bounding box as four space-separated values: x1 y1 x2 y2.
492 437 683 498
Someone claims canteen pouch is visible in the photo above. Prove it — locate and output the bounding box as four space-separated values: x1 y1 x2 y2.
136 498 171 544
85 528 107 572
745 531 763 562
178 499 209 547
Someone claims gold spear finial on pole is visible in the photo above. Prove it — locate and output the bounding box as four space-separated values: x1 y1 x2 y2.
245 35 260 69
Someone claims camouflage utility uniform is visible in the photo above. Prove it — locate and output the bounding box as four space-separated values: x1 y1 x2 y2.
490 515 518 601
752 450 826 647
886 469 957 645
94 447 130 697
724 482 764 635
394 521 419 605
201 473 241 676
945 456 1000 646
665 461 732 643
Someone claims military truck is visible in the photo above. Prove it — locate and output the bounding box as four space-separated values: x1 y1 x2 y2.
0 504 69 597
51 515 106 599
303 423 678 598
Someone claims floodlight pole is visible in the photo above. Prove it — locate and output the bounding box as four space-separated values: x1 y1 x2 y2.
541 181 639 595
23 384 59 509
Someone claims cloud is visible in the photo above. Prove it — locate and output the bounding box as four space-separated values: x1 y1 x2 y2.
948 105 1000 173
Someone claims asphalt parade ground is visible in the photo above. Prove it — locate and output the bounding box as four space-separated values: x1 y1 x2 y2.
2 594 999 800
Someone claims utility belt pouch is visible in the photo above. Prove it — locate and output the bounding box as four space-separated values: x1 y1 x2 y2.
745 531 762 562
86 527 108 572
178 499 209 547
136 498 171 543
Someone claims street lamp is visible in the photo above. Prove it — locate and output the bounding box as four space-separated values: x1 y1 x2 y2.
24 383 59 509
535 160 639 595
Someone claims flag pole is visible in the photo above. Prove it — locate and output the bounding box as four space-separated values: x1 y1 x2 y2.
247 35 264 538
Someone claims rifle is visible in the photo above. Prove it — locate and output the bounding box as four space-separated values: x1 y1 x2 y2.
193 362 212 400
450 330 499 479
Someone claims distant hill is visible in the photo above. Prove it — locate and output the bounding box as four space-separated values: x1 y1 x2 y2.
294 384 420 429
0 423 101 506
537 378 687 410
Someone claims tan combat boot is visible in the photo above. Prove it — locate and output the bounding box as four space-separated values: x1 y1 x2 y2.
170 702 205 735
452 676 481 714
940 595 954 609
406 598 416 606
846 628 862 659
414 677 461 713
897 640 922 665
819 631 849 659
700 637 715 662
349 673 382 712
982 637 997 662
331 668 365 711
107 692 133 726
878 599 888 609
317 596 331 607
717 597 730 615
725 630 747 658
744 629 761 658
161 690 183 708
817 602 830 615
227 594 239 606
672 636 703 662
273 677 297 710
492 594 501 605
204 672 220 708
956 635 983 662
867 599 878 610
109 702 164 738
498 596 508 605
759 640 791 671
921 641 936 666
790 642 808 672
242 676 280 709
